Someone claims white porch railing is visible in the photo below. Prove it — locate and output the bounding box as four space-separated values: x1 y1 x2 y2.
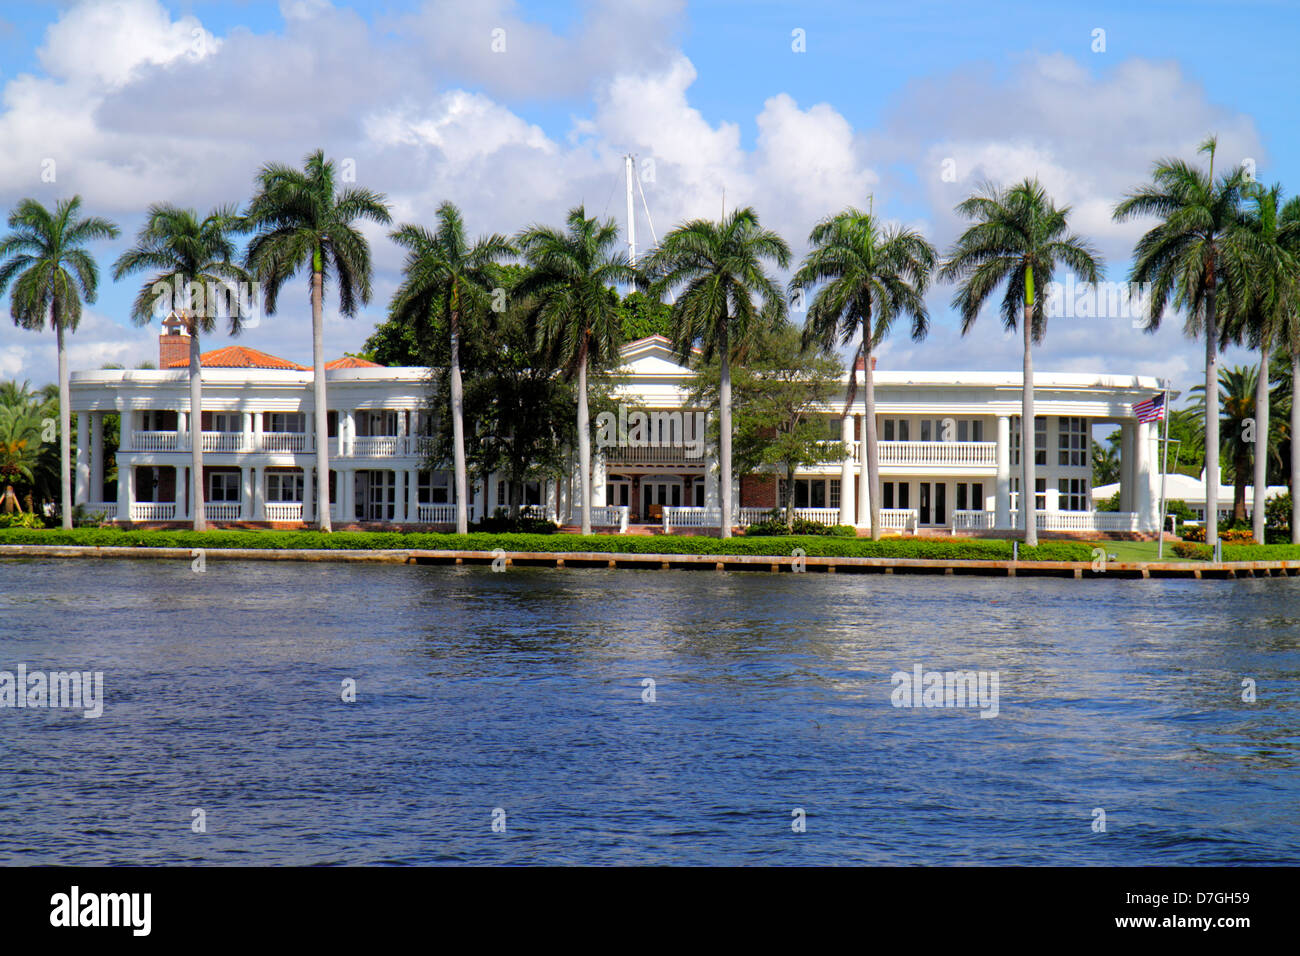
662 506 723 532
130 502 176 521
259 432 308 453
131 431 179 451
587 505 630 532
878 441 997 467
879 508 919 532
414 503 482 524
86 502 118 520
204 502 241 521
264 502 304 522
951 509 996 531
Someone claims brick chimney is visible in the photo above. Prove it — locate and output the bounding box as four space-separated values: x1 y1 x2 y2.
159 313 191 368
854 354 878 371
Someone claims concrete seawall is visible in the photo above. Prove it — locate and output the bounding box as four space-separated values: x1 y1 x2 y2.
3 544 1298 579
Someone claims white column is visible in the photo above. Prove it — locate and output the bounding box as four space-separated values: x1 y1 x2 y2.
303 466 315 523
995 415 1011 529
1133 421 1152 530
342 468 354 523
241 466 253 521
1120 422 1135 514
118 460 134 523
592 453 607 506
252 409 263 453
839 414 856 526
856 414 869 523
406 468 419 522
90 413 104 503
253 465 265 520
705 444 720 510
242 411 253 453
75 411 90 506
472 480 485 522
397 408 408 455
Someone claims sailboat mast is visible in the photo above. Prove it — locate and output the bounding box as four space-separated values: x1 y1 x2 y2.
624 153 637 266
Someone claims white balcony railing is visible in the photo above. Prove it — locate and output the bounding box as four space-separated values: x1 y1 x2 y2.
878 441 997 467
264 502 304 522
259 432 308 453
351 436 402 457
130 502 176 521
86 502 118 520
602 445 707 465
131 431 180 451
662 506 723 531
202 431 248 453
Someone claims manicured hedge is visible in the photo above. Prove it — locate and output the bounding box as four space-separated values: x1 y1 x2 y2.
1222 543 1300 561
0 527 1093 562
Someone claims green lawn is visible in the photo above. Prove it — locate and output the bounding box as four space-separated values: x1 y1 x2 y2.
1084 540 1197 563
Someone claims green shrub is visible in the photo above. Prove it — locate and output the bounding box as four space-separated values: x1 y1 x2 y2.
1182 525 1255 544
743 510 855 537
1172 542 1212 560
469 512 559 535
0 511 44 529
1266 493 1292 534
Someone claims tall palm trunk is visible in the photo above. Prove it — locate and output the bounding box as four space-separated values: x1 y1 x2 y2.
719 322 733 539
863 332 881 540
55 311 72 530
1021 288 1038 547
312 256 332 532
188 318 206 532
450 304 469 535
1204 279 1220 547
1292 350 1300 545
577 340 592 535
1252 343 1269 543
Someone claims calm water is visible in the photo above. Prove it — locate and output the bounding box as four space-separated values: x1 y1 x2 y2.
0 558 1297 865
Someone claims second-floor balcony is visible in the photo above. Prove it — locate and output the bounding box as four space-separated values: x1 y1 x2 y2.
127 431 439 458
815 439 998 468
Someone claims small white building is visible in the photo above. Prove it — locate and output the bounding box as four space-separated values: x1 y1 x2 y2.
1092 472 1287 524
68 325 1169 533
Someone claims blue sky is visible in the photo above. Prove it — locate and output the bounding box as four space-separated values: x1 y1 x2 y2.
0 0 1294 396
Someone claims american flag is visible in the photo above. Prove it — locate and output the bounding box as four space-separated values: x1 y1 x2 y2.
1134 393 1166 423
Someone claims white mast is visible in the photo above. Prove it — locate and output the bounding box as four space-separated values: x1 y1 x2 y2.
624 153 637 266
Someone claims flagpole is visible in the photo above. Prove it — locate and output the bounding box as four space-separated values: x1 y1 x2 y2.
1157 378 1172 560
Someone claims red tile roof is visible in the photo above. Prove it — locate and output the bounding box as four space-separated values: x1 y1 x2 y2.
325 355 383 369
167 346 307 370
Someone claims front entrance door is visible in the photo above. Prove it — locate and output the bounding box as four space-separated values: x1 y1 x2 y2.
918 482 947 525
642 480 682 521
606 480 630 508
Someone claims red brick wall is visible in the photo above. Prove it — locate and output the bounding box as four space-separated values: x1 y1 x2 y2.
740 474 778 508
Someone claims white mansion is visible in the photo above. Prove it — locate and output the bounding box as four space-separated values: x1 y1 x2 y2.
67 322 1167 534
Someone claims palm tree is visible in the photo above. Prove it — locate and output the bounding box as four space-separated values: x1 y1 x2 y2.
1113 136 1249 547
113 204 252 531
642 207 791 538
516 206 636 534
1189 365 1284 527
940 179 1102 546
389 203 514 535
0 382 48 503
791 208 936 540
1219 183 1300 543
0 197 119 529
245 150 391 531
